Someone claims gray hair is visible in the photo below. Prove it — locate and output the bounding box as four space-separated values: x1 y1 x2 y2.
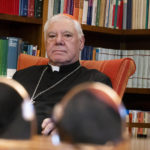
44 14 84 41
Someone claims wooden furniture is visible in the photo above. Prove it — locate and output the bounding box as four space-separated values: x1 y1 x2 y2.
0 135 149 150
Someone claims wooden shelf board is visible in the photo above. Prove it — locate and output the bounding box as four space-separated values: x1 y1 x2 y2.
126 122 150 128
0 13 42 24
82 24 150 36
82 24 122 35
125 88 150 94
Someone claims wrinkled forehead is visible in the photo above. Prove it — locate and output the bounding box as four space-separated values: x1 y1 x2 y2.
47 18 77 34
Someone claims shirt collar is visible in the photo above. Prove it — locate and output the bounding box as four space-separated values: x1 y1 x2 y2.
48 61 80 73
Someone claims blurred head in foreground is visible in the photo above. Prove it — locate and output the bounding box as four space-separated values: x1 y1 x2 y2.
0 77 36 139
52 82 127 149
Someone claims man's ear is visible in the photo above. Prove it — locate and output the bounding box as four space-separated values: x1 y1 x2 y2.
79 36 85 51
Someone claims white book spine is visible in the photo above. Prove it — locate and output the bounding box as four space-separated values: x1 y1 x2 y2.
82 0 89 24
126 50 134 88
47 0 54 19
132 50 139 88
91 0 97 26
147 50 150 88
142 50 149 88
137 50 144 88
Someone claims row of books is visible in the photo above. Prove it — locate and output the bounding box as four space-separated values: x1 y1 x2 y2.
127 110 150 138
0 37 39 78
80 46 150 89
47 0 150 29
0 0 43 18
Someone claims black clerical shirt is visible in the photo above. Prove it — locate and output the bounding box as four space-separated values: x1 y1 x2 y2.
13 61 112 134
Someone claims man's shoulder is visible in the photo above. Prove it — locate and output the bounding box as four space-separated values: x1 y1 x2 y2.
80 66 112 87
13 65 47 77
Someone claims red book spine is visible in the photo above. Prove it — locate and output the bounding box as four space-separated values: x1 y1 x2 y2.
14 0 20 15
118 0 123 29
28 0 35 17
63 0 68 14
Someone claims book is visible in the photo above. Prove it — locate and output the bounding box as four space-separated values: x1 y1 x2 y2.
82 0 89 24
63 0 68 13
132 50 139 88
60 0 64 13
1 38 8 76
126 0 132 29
73 0 80 20
69 0 74 15
104 0 110 28
142 50 149 88
87 0 93 25
28 0 35 17
19 0 28 16
118 0 123 29
34 0 43 18
78 0 84 23
145 0 149 29
122 0 127 29
0 39 2 75
53 0 60 15
47 0 54 19
91 0 97 26
99 0 106 27
96 0 101 26
108 0 114 28
137 50 144 88
7 37 19 78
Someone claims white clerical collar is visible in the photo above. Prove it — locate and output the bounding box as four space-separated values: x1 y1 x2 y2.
49 63 60 72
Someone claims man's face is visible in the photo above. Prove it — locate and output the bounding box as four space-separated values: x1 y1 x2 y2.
45 18 84 66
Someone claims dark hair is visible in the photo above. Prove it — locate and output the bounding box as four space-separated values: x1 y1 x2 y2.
53 82 124 145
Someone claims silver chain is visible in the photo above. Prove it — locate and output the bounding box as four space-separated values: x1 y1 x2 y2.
30 65 81 103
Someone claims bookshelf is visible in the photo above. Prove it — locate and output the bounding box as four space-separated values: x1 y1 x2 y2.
0 0 48 57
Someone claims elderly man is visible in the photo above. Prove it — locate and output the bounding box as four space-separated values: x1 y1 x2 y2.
13 14 112 134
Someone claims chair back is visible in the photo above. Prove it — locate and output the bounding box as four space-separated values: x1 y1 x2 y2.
17 54 136 98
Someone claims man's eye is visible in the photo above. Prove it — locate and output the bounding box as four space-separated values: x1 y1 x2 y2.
64 34 72 38
49 35 56 38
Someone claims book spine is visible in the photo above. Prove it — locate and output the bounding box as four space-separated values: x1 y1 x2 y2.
73 0 80 20
127 0 132 29
96 0 101 26
28 0 35 17
47 0 54 19
99 0 106 27
82 0 89 24
34 0 43 18
78 0 84 23
145 0 149 29
53 0 60 15
91 0 97 26
20 0 28 16
87 0 93 25
7 37 19 78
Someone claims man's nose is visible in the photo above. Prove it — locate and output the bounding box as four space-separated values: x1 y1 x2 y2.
56 34 64 43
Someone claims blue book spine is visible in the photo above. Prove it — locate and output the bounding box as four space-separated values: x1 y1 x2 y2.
7 37 19 78
126 0 132 29
87 0 93 25
20 0 28 16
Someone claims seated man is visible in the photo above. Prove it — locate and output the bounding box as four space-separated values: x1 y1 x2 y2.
51 82 127 149
13 14 112 134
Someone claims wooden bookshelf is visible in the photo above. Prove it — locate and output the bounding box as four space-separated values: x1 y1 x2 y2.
0 0 48 56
